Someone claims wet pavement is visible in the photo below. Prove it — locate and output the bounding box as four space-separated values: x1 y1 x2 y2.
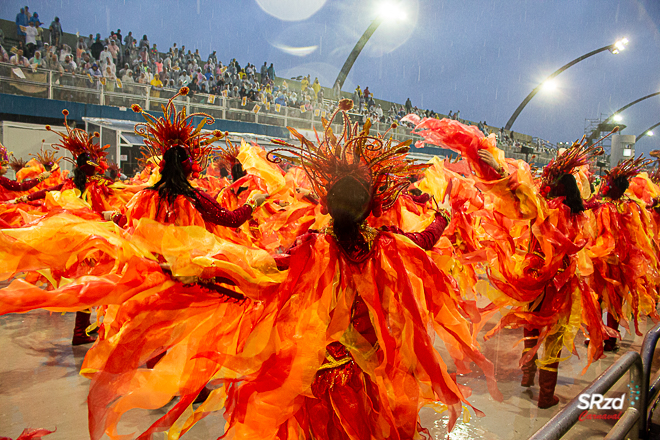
1 308 658 439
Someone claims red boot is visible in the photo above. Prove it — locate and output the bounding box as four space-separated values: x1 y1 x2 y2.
538 362 560 409
72 311 96 346
604 312 619 352
521 328 539 387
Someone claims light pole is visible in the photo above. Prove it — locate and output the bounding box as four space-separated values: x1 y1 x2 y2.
637 123 660 142
505 38 629 131
587 91 660 143
333 2 406 93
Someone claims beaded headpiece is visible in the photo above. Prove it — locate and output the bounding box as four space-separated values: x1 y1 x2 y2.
268 99 426 216
46 110 109 170
131 87 224 178
539 134 605 198
0 143 9 166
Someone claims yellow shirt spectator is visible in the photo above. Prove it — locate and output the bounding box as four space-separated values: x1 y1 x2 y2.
151 76 163 98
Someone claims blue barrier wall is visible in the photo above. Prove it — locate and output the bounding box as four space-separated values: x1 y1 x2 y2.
0 92 456 158
0 93 292 138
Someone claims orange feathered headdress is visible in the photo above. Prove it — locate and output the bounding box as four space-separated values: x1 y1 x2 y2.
602 154 652 198
31 145 60 170
46 109 109 170
216 135 240 167
268 99 426 216
8 154 27 173
539 134 604 197
131 87 224 178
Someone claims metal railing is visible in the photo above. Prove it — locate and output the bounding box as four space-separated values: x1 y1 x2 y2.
530 351 643 440
530 321 660 440
640 322 660 436
0 62 419 144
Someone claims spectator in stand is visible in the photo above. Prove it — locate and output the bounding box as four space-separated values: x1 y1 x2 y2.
29 50 43 68
83 34 93 49
31 13 44 48
10 49 30 67
61 55 77 73
139 35 150 50
404 97 412 114
88 63 102 79
363 86 370 101
41 52 60 71
0 45 9 63
150 72 164 98
375 104 383 119
267 63 275 81
121 69 134 84
275 92 287 107
352 88 360 109
312 77 321 99
79 53 93 73
179 70 190 86
20 21 39 58
189 76 200 94
260 61 268 80
145 66 154 82
317 87 324 103
49 17 62 48
104 65 117 92
137 71 148 84
108 40 120 65
99 45 111 67
116 29 123 44
16 8 28 44
118 63 130 79
124 31 135 49
90 37 104 61
76 37 87 62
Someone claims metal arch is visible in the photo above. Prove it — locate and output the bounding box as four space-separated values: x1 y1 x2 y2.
504 45 614 132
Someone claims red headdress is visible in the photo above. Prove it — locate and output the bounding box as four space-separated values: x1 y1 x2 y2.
0 143 9 166
46 109 109 171
31 145 61 170
8 154 27 174
131 87 224 178
601 154 653 199
216 134 240 168
539 134 604 198
268 99 426 216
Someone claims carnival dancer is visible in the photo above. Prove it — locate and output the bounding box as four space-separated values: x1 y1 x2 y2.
588 155 658 352
12 111 116 214
0 145 51 201
213 99 501 439
106 87 267 230
406 115 610 408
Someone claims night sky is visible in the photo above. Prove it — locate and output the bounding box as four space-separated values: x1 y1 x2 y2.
2 0 659 154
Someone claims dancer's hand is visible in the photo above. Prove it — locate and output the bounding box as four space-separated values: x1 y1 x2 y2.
478 150 507 177
37 171 51 182
251 193 268 207
102 211 114 221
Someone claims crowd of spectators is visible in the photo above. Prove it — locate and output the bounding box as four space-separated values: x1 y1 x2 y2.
2 6 557 160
